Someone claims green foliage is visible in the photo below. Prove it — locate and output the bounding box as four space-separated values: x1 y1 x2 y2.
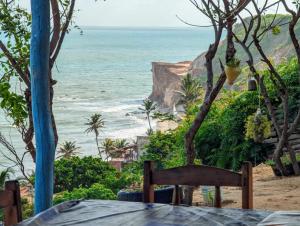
177 73 202 110
122 131 185 181
101 138 132 159
152 111 176 122
0 1 31 127
0 81 28 127
21 198 34 219
192 91 272 170
53 183 116 205
142 131 185 169
245 110 272 143
0 168 13 189
266 153 300 167
57 141 81 159
139 98 157 133
85 113 105 137
139 99 157 115
272 25 281 35
54 156 132 194
101 138 116 158
226 57 241 67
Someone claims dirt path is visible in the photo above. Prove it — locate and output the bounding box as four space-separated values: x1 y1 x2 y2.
193 164 300 211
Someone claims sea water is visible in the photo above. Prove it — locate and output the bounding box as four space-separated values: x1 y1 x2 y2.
0 27 213 170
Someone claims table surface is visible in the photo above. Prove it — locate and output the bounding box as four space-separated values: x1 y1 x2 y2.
17 200 299 226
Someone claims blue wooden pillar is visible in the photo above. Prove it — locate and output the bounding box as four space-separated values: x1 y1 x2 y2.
30 0 55 214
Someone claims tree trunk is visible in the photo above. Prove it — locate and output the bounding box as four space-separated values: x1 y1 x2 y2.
147 114 152 132
31 0 55 213
286 142 300 175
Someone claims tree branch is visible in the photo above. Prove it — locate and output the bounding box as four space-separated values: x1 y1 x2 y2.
0 41 30 87
50 0 61 55
50 0 76 68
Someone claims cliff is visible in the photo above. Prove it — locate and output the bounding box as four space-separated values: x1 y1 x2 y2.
149 61 192 110
149 15 299 110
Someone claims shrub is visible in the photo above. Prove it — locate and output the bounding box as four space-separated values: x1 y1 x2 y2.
245 110 272 142
266 153 300 167
142 131 185 169
53 183 116 205
21 198 34 219
54 156 131 193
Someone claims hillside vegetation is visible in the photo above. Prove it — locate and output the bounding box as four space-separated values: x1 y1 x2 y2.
194 14 299 84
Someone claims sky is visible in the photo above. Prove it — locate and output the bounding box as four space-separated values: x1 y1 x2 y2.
20 0 290 27
20 0 209 27
73 0 208 27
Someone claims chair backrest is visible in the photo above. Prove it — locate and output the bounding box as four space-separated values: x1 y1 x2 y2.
143 161 253 209
0 181 22 226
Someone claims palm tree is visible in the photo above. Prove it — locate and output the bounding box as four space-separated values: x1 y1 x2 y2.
114 139 129 149
0 168 12 189
139 98 157 134
177 74 202 111
85 113 105 157
57 141 81 159
101 138 116 160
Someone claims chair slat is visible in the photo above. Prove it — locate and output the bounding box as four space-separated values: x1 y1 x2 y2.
0 190 14 208
143 161 253 209
152 165 242 187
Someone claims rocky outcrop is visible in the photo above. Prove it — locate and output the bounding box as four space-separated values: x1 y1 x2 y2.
150 15 299 110
149 61 192 110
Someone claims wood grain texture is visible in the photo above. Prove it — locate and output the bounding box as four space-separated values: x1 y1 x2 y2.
152 165 242 187
143 161 154 203
172 185 181 205
242 162 253 209
30 0 55 214
0 191 13 208
215 186 221 208
1 181 22 226
143 161 253 209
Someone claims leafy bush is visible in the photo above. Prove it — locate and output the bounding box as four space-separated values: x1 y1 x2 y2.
54 156 132 193
226 57 241 67
121 130 185 185
53 183 116 205
266 153 300 167
21 198 34 219
245 110 272 142
142 131 185 169
124 58 299 173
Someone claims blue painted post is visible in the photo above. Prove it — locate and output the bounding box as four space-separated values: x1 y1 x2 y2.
30 0 55 213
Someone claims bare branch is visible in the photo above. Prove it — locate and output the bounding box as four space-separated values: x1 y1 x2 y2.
50 0 61 55
50 0 76 68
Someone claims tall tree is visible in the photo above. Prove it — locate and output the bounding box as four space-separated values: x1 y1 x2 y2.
139 98 157 134
233 0 300 175
184 0 250 166
177 73 202 111
30 0 54 213
57 141 81 159
85 113 105 158
0 0 76 162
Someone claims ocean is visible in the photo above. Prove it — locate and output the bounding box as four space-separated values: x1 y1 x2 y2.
0 27 213 170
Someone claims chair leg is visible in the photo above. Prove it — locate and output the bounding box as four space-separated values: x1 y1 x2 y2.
143 161 154 203
242 162 253 209
172 185 181 205
214 186 221 208
4 180 22 226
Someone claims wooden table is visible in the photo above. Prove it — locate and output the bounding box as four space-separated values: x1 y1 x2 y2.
17 200 291 226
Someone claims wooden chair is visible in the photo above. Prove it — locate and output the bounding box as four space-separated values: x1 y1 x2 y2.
143 161 253 209
0 181 22 226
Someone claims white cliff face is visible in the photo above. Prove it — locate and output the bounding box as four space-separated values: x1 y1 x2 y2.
149 61 192 110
